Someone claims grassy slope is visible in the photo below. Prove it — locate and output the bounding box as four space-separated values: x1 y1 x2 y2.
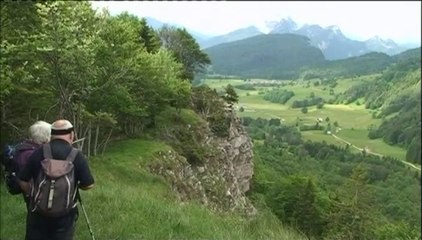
1 139 306 240
204 77 408 161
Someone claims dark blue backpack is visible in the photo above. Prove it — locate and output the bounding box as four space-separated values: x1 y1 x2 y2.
2 142 35 195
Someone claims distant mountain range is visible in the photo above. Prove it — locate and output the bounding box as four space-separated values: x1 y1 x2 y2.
268 17 408 60
200 26 262 49
145 16 419 60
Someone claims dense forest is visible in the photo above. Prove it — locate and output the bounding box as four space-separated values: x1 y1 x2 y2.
243 117 421 240
303 52 394 78
204 34 326 79
0 1 209 152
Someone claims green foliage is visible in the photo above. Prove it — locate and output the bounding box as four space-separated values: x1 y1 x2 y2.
304 52 394 79
263 89 295 104
223 84 239 104
0 2 201 151
299 123 323 132
234 84 257 91
139 17 161 53
338 82 369 104
191 85 230 138
324 164 377 239
268 176 325 239
154 107 209 165
368 91 421 163
373 221 421 240
0 1 54 141
292 97 324 108
244 118 420 239
158 25 211 81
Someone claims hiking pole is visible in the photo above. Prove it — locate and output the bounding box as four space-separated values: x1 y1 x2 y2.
73 137 86 151
77 192 96 240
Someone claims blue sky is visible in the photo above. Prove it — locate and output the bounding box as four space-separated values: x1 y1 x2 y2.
90 1 421 45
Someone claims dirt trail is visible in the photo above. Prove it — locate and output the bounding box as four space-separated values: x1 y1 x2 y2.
331 134 421 171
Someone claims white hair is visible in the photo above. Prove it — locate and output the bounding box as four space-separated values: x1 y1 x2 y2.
29 121 51 144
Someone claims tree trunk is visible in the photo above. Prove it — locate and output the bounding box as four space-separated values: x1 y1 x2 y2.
87 122 91 158
94 124 99 156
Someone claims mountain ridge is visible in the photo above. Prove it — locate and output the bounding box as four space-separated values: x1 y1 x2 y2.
144 16 419 60
204 33 326 79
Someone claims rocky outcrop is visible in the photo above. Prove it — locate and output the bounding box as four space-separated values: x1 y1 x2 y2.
148 107 256 215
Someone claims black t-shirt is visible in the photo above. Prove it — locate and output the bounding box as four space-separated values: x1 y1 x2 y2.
19 139 94 189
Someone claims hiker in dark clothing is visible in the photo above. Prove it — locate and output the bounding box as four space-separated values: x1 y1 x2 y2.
19 119 95 240
12 120 51 206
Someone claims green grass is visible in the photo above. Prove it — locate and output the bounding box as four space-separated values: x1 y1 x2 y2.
335 128 406 160
203 77 408 162
1 138 306 240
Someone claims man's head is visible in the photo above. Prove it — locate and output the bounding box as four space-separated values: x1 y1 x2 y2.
51 119 75 143
29 121 51 144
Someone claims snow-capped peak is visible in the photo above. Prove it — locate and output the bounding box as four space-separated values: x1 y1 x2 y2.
268 17 298 33
327 25 341 34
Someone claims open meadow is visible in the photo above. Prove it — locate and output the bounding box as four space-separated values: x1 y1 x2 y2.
203 76 408 161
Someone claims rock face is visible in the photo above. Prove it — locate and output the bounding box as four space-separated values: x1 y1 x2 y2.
148 107 256 215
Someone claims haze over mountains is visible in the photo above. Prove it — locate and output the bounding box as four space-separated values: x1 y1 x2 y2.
146 16 419 60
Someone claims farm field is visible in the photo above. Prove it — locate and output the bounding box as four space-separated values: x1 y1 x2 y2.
202 77 408 161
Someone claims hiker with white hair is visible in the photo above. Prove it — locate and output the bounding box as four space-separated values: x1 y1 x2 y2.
19 119 95 240
4 120 51 205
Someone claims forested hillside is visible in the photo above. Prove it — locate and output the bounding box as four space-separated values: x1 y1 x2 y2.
301 52 394 79
205 32 420 80
331 49 421 163
303 47 421 79
204 34 325 79
243 118 420 240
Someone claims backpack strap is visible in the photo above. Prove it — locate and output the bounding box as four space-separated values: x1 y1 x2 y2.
66 148 78 163
43 144 78 162
43 144 53 159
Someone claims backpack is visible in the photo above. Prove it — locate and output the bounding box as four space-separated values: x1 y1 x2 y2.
30 143 79 217
2 142 36 195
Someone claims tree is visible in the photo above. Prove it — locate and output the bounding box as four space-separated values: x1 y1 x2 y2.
268 176 325 239
0 1 194 152
138 17 161 53
316 102 324 109
191 85 223 119
0 1 50 144
223 84 239 105
35 1 105 141
158 25 211 81
269 118 281 126
324 164 377 239
406 137 421 164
